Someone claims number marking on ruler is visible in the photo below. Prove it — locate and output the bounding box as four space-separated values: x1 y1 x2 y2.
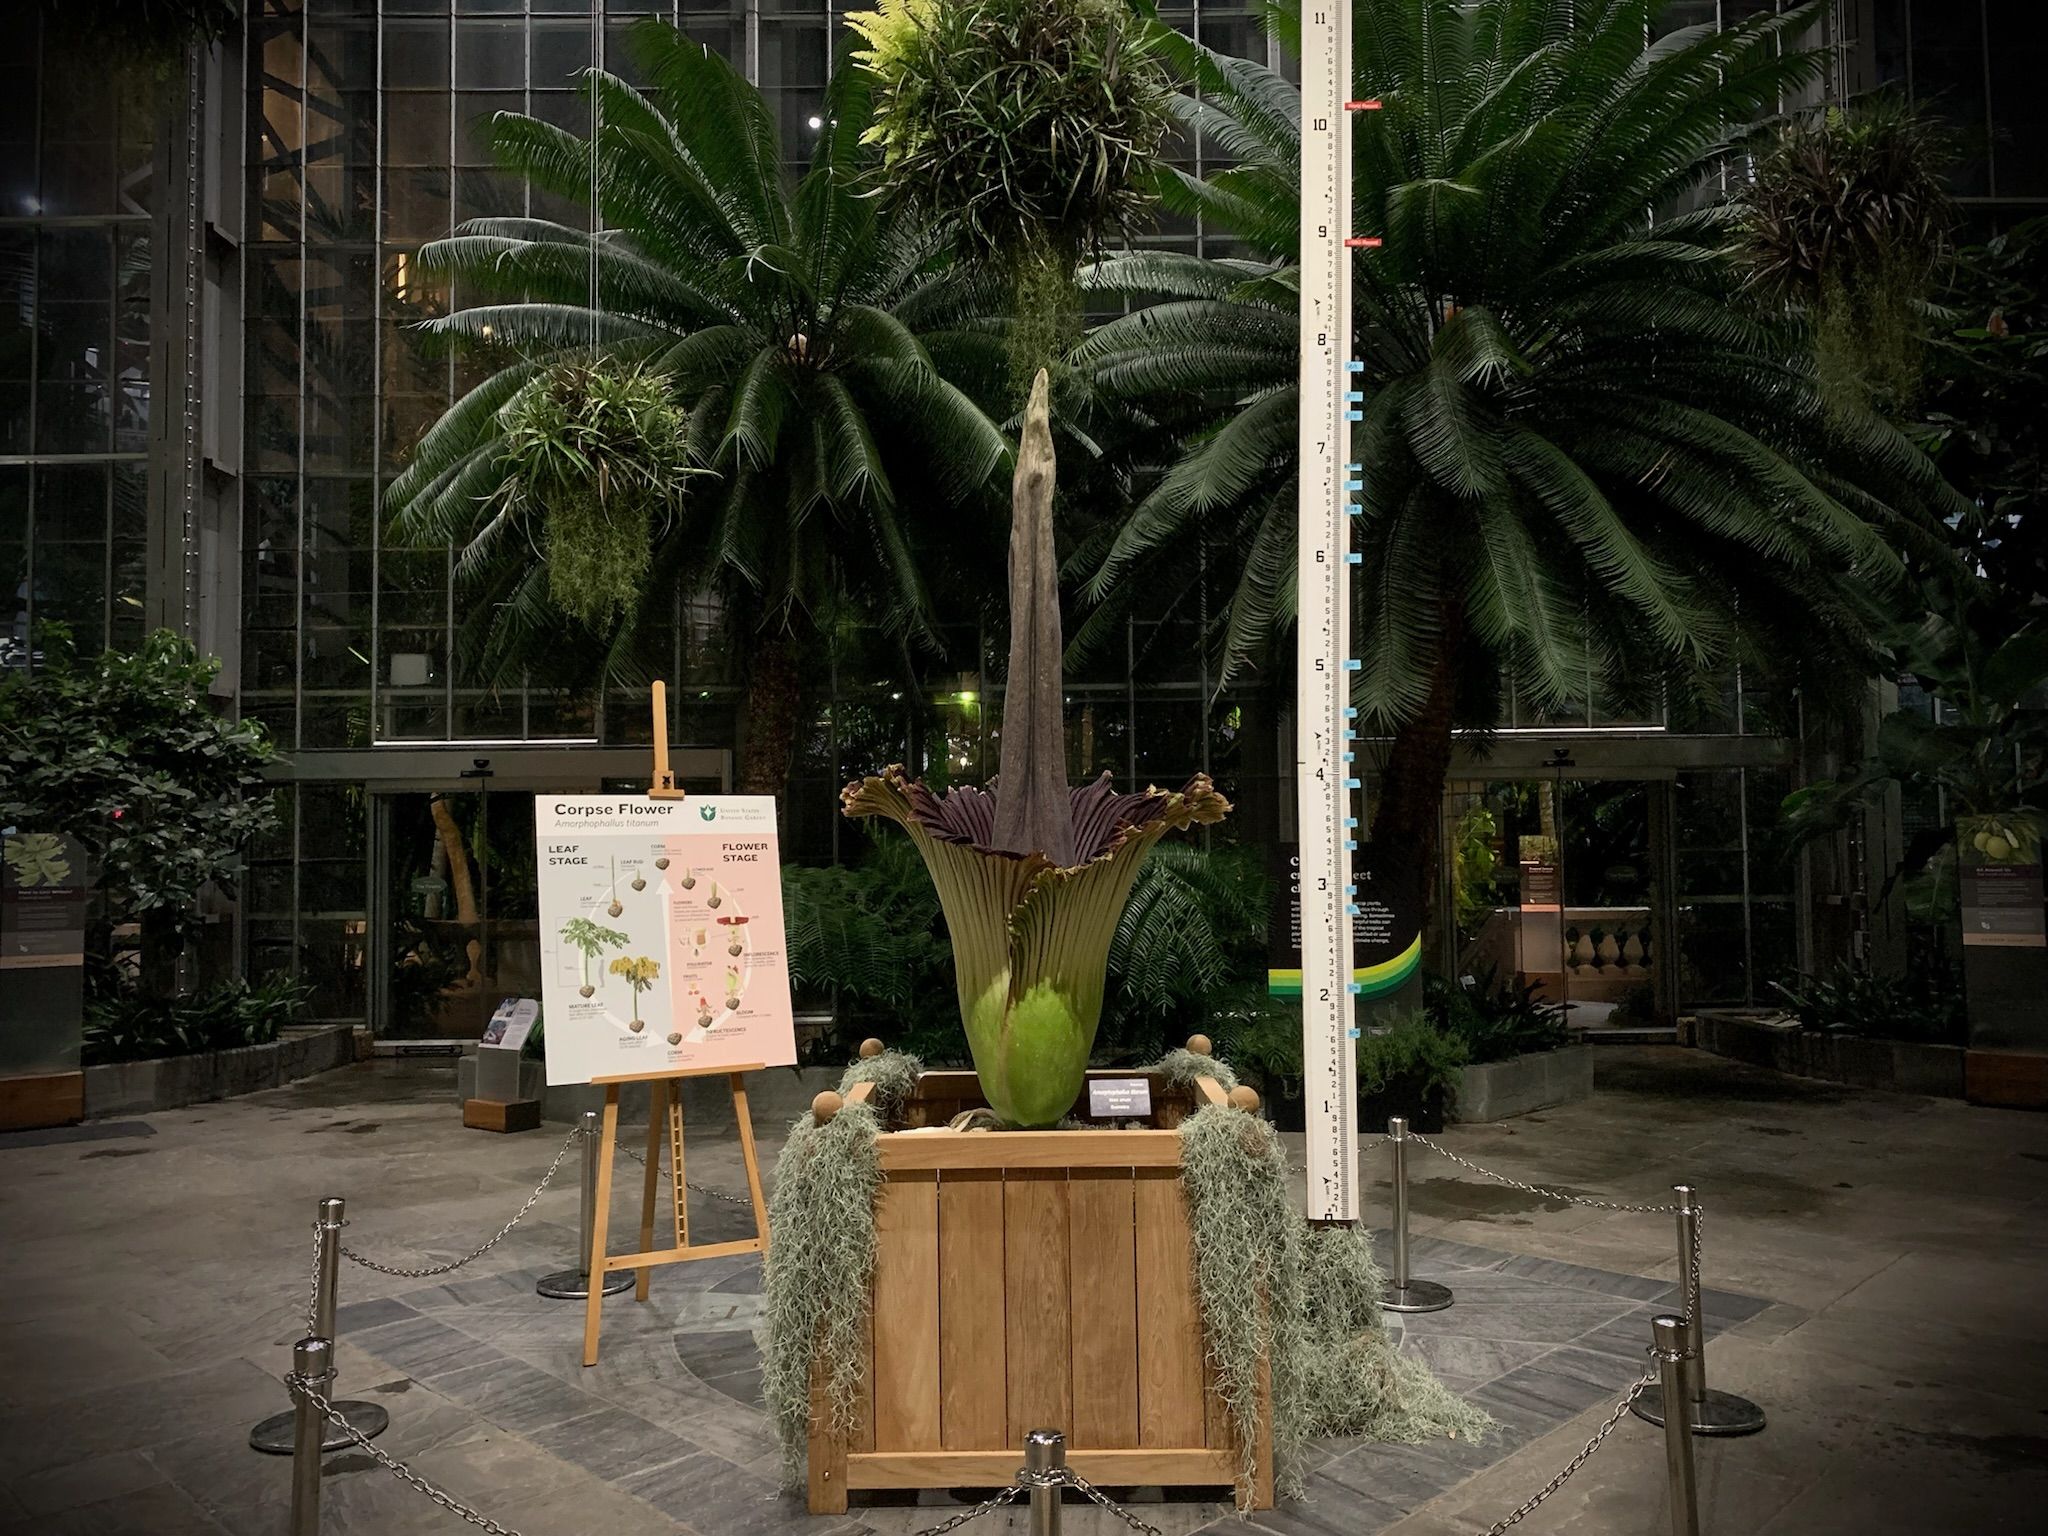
1296 2 1361 1223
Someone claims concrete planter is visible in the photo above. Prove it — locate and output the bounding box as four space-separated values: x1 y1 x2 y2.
1452 1045 1595 1124
454 1054 841 1129
83 1025 357 1118
1695 1014 1966 1099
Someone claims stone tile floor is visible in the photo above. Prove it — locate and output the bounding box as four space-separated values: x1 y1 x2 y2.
3 1047 2045 1534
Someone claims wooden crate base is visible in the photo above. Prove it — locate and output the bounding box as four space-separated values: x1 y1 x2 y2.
807 1063 1267 1513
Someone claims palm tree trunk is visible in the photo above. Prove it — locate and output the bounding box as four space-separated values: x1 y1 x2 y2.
738 631 803 806
1367 601 1467 911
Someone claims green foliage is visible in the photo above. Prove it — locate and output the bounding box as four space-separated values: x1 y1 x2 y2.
1781 605 2048 917
847 0 1173 273
491 360 702 628
1449 805 1499 934
781 839 956 1046
1076 0 1965 741
1101 841 1268 1049
1355 1012 1469 1126
0 632 279 989
1919 218 2048 613
1740 96 1955 413
1426 962 1568 1065
1177 1102 1489 1503
83 973 309 1066
386 23 1009 774
1771 960 1964 1046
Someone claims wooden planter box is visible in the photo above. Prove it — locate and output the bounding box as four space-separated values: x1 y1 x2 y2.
806 1064 1271 1513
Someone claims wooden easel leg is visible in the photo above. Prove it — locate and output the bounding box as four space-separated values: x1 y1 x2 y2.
730 1072 771 1254
668 1082 689 1250
636 1079 664 1303
581 1087 621 1367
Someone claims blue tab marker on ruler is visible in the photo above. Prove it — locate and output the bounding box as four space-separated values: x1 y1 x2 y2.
1345 553 1362 564
1343 659 1362 671
1346 361 1364 373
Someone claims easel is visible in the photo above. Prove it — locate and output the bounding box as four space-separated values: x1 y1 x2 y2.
578 680 773 1366
580 1062 771 1365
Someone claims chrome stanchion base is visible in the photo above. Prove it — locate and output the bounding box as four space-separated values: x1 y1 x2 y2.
535 1267 633 1300
1380 1279 1455 1314
250 1399 389 1454
1631 1386 1766 1436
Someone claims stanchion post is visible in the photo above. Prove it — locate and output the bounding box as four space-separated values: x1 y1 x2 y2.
313 1197 344 1338
1632 1183 1765 1436
252 1199 390 1453
1380 1117 1453 1314
290 1336 331 1536
1024 1428 1064 1536
1651 1316 1700 1536
538 1111 632 1300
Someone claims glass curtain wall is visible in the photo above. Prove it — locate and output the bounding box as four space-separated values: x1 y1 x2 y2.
0 19 156 670
237 0 1282 1021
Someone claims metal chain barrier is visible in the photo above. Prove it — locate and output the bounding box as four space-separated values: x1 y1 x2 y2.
340 1124 583 1278
1407 1132 1686 1214
907 1465 1164 1536
303 1218 323 1337
908 1481 1024 1536
1480 1366 1659 1536
618 1132 757 1206
287 1370 523 1536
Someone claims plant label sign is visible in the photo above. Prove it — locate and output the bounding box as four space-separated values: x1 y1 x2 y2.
480 997 540 1053
1086 1077 1152 1119
534 796 796 1086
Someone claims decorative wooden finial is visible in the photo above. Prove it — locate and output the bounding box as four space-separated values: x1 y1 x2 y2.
858 1037 885 1059
1187 1033 1213 1057
1227 1085 1261 1114
811 1090 844 1124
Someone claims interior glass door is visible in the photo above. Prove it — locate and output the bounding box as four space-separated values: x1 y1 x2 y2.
376 789 540 1038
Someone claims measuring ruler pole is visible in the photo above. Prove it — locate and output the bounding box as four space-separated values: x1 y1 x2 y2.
1296 2 1378 1223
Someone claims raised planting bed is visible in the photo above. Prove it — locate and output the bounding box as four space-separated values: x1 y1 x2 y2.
1695 1013 1965 1098
1452 1045 1595 1124
82 1024 356 1117
805 1062 1269 1513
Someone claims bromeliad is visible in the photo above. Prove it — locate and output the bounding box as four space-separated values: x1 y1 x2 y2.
843 371 1229 1126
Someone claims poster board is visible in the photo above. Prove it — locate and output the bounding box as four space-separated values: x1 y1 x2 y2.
534 796 795 1086
1265 840 1423 1011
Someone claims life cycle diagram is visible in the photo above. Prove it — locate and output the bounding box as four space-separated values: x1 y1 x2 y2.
534 797 796 1085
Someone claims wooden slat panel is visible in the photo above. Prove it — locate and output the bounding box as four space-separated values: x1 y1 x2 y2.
1003 1169 1072 1447
808 1352 848 1513
1133 1167 1204 1447
880 1130 1182 1171
1068 1169 1139 1449
938 1170 1007 1449
871 1171 941 1450
846 1448 1235 1489
1203 1355 1228 1449
853 1301 875 1453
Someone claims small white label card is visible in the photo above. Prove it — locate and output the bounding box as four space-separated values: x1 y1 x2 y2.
1087 1077 1153 1119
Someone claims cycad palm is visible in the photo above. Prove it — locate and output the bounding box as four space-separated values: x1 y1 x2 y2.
1078 0 1964 878
387 23 1009 796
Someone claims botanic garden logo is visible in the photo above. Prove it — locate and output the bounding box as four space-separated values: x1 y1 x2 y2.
699 805 717 822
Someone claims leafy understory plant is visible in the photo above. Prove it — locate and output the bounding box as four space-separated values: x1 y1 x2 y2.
559 916 631 997
844 372 1229 1125
489 359 703 629
848 0 1173 384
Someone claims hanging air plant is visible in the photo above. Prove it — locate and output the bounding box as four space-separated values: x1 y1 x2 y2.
845 371 1229 1126
847 0 1173 385
1740 96 1956 411
492 359 703 628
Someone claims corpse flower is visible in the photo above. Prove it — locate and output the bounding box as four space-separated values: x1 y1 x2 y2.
843 370 1230 1126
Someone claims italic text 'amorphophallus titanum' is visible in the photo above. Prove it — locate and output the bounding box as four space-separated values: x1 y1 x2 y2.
842 370 1231 1125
